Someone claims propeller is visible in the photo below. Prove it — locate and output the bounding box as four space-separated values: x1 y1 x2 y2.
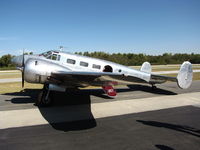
21 50 25 88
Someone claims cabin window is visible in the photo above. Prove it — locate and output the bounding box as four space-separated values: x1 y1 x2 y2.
92 64 101 69
67 59 76 64
80 61 88 67
57 55 61 61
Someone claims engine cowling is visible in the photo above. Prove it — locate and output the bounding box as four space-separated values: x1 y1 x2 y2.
24 58 69 84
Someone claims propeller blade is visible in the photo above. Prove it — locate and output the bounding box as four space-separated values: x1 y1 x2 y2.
22 69 24 88
22 50 25 67
21 50 25 88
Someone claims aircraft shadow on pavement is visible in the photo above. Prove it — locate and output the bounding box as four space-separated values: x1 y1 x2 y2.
4 89 40 104
4 84 177 104
4 89 97 132
155 144 175 150
38 93 97 132
89 84 177 98
127 84 177 95
3 86 176 132
137 120 200 138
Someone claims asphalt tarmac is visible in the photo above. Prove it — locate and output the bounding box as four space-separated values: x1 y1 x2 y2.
0 81 200 150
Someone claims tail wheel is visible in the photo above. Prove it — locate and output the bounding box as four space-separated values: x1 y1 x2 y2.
36 84 53 107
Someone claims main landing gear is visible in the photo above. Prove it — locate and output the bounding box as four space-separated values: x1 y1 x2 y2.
35 84 53 107
151 84 157 90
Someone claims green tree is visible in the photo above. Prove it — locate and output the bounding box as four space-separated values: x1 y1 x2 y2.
0 54 14 67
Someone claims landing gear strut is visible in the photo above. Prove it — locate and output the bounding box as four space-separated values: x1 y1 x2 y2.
35 84 53 107
151 84 157 90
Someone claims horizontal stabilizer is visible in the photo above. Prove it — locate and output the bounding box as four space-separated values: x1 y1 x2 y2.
140 62 152 73
149 61 193 89
177 61 193 89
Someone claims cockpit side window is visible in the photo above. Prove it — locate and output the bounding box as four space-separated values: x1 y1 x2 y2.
51 54 57 60
46 55 52 59
41 51 52 58
43 53 60 61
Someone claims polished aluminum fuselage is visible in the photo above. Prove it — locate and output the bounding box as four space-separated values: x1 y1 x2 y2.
11 51 155 89
11 51 193 90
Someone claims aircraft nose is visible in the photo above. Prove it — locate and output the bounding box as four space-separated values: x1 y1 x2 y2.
11 55 23 67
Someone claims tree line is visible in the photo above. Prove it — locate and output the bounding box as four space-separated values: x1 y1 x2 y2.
0 52 200 68
0 52 32 68
0 54 14 68
75 52 200 66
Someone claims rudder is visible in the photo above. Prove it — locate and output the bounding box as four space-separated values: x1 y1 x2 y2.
140 62 152 73
177 61 193 89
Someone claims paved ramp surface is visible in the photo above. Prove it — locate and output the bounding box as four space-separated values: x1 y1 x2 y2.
0 81 200 150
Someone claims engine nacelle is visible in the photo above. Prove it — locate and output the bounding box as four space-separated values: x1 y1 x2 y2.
24 58 69 84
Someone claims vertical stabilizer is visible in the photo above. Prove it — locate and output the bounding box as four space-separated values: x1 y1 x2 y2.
140 62 152 73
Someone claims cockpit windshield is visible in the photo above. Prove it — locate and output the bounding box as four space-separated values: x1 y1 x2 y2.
40 51 60 61
40 51 52 57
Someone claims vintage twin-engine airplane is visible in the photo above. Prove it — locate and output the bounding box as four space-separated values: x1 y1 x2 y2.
11 50 193 106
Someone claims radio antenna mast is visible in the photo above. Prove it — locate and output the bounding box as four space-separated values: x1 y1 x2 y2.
59 46 64 51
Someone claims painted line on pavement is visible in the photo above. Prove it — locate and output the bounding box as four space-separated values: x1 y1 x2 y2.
0 78 21 83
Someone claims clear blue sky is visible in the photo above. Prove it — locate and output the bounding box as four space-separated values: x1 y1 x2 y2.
0 0 200 56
